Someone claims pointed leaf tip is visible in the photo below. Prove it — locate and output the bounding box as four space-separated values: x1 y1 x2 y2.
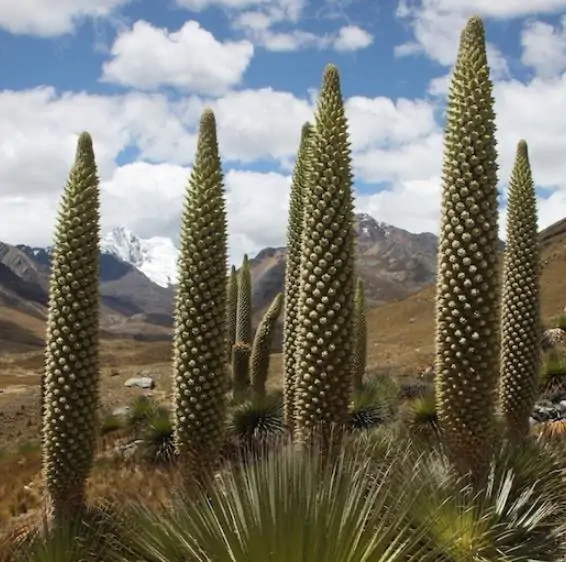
200 108 216 126
323 63 341 87
76 131 93 156
517 139 528 154
462 15 485 39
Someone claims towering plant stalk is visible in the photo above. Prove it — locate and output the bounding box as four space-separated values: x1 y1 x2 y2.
172 108 228 482
434 16 500 479
352 278 367 393
283 122 312 430
226 265 238 362
42 132 101 522
235 254 252 345
251 292 284 398
294 64 356 447
499 140 541 439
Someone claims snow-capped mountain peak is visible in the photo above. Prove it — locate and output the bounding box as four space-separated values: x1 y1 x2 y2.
101 226 179 288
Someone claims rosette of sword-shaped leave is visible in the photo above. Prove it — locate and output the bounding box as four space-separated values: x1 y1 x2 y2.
283 122 313 430
235 254 252 345
293 64 356 446
226 265 238 362
434 16 501 479
499 140 541 439
352 278 367 393
42 131 101 521
172 108 228 478
232 342 252 399
251 293 284 398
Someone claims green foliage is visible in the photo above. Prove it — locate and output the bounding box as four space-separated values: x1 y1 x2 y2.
294 64 356 446
250 293 283 398
228 393 286 448
172 108 228 478
119 440 438 562
434 16 501 479
352 277 367 393
235 254 252 345
139 407 175 466
283 122 313 431
42 131 101 521
540 350 566 401
499 140 541 439
226 265 238 363
4 504 129 562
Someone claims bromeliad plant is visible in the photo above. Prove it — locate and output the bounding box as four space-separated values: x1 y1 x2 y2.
171 108 228 482
499 140 541 439
434 16 501 480
42 132 102 523
293 64 356 447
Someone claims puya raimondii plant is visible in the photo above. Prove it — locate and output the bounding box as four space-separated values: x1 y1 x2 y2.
232 254 252 396
172 108 228 482
283 122 313 431
352 278 367 394
434 16 501 480
251 292 284 398
293 64 356 447
499 139 541 439
42 131 101 522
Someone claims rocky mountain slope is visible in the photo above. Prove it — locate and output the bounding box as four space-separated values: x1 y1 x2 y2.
249 213 439 313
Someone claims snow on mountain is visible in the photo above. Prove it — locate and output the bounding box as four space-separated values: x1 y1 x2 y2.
101 226 179 287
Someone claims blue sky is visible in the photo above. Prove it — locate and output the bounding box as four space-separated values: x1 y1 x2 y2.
0 0 566 264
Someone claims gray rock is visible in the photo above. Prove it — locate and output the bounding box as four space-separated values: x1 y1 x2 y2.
112 406 131 417
124 377 155 389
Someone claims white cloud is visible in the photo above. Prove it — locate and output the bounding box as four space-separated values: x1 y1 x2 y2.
101 164 292 266
101 20 254 95
333 25 374 51
0 0 131 36
521 16 566 77
356 178 441 235
210 89 313 160
3 64 566 257
395 0 566 71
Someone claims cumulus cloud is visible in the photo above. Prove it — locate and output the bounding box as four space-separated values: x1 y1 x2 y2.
333 25 374 51
2 63 566 261
521 16 566 77
0 0 131 36
394 0 566 72
101 20 254 95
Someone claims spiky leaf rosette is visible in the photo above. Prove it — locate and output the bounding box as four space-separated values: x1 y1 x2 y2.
172 108 228 479
251 293 283 398
499 140 541 439
283 122 313 431
294 65 356 447
42 131 101 521
434 16 500 479
232 342 252 399
352 278 367 393
226 265 238 362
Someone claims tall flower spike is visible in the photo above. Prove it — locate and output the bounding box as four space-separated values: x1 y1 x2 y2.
352 278 367 393
434 16 501 479
251 292 284 398
226 265 238 362
294 64 356 447
235 254 252 345
172 108 228 482
283 122 312 431
499 140 541 439
42 131 101 522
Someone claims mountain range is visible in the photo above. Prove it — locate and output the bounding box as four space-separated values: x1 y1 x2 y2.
0 211 519 351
